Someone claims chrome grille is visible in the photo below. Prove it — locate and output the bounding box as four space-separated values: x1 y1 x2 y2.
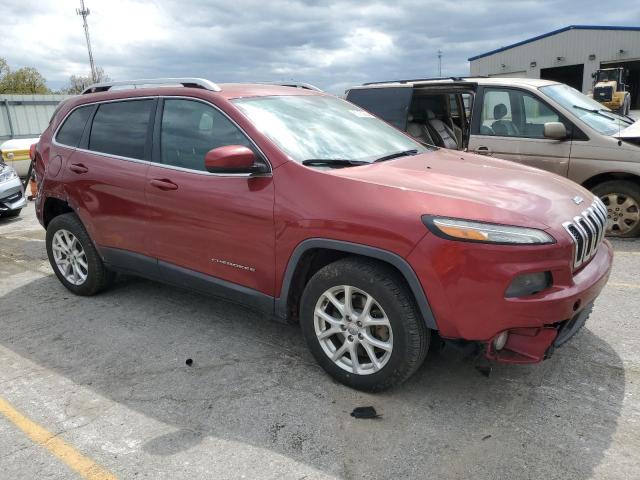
563 198 607 269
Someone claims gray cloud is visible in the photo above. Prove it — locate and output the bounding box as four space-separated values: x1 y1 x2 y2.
1 0 639 93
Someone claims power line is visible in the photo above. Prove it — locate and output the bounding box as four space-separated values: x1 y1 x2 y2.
76 0 97 82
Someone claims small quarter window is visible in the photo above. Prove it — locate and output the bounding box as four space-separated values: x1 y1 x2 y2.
55 105 93 147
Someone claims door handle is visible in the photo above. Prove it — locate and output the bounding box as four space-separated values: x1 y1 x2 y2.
475 146 492 155
69 163 89 174
149 178 179 191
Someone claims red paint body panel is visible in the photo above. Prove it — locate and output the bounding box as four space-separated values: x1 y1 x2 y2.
34 84 614 366
62 151 150 254
145 165 275 294
486 327 559 363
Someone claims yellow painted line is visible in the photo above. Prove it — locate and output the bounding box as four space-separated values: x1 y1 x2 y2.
608 282 640 289
0 396 117 480
613 251 640 256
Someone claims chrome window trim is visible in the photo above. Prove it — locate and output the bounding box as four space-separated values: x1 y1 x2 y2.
51 95 273 178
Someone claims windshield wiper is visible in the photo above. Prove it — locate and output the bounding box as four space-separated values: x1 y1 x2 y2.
301 159 369 167
572 104 617 121
373 149 419 163
599 109 634 124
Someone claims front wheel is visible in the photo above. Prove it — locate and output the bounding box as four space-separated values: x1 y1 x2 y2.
46 213 114 295
592 180 640 237
300 257 429 392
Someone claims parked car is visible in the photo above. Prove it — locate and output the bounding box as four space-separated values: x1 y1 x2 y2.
0 161 27 217
34 78 612 391
346 77 640 237
0 137 40 178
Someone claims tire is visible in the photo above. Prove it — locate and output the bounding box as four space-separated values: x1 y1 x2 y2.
46 212 114 295
300 257 429 392
0 209 21 218
592 180 640 238
624 95 630 116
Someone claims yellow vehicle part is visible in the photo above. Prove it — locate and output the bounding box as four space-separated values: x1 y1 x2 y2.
600 91 626 110
2 148 30 163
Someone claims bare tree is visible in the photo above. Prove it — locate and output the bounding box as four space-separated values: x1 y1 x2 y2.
61 67 110 94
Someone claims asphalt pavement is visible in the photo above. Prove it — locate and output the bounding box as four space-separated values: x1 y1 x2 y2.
0 201 639 479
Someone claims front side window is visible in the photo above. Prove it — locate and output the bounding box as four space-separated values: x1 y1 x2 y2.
56 105 93 147
89 99 154 160
160 99 255 171
480 88 561 138
233 95 426 164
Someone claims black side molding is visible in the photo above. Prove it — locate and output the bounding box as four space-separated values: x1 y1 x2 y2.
99 247 273 315
275 238 438 330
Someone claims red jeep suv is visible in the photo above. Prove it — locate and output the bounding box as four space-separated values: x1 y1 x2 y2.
34 78 613 391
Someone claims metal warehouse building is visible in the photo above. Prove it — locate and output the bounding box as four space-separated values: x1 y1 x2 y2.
469 25 640 109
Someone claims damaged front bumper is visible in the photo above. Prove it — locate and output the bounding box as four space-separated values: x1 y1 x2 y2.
484 303 594 364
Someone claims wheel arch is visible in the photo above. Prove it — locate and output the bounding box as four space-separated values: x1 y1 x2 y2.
581 171 640 191
42 196 73 227
276 238 438 330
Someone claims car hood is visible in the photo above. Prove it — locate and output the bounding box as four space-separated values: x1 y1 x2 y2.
329 149 594 230
615 118 640 139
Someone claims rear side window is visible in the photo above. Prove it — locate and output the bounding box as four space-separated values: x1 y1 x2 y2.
89 100 154 160
55 106 93 147
346 87 413 130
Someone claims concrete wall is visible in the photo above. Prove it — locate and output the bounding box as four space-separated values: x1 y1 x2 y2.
469 29 640 93
0 94 72 141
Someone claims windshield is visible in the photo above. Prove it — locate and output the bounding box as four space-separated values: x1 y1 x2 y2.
232 95 427 164
539 83 631 136
595 70 618 82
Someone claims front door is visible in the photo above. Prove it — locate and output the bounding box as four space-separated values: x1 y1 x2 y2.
468 87 571 176
145 98 275 296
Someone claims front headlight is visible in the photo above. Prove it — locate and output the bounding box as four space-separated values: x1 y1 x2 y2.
0 165 18 183
422 216 555 245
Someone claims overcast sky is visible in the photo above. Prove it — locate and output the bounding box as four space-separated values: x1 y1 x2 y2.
2 0 639 93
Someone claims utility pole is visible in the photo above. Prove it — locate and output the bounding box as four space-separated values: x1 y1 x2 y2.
437 50 443 77
76 0 97 82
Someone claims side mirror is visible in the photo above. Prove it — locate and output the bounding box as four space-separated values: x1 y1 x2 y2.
204 145 266 174
543 122 567 140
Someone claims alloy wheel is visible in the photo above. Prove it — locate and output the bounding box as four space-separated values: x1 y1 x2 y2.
51 229 88 285
314 285 393 375
601 193 640 236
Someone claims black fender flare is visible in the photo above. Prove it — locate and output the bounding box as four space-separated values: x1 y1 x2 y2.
275 238 438 330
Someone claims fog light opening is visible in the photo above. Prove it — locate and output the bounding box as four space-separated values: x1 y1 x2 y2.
505 271 552 298
494 331 509 351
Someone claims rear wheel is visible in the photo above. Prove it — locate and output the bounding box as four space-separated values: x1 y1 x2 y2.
300 257 429 392
592 180 640 237
46 213 114 295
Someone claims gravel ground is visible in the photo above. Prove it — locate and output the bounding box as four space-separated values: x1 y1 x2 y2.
0 201 639 480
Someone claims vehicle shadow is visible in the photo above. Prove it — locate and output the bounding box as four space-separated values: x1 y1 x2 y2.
0 275 625 479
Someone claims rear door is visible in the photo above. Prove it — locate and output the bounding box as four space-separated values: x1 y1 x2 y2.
62 98 155 255
469 87 571 175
